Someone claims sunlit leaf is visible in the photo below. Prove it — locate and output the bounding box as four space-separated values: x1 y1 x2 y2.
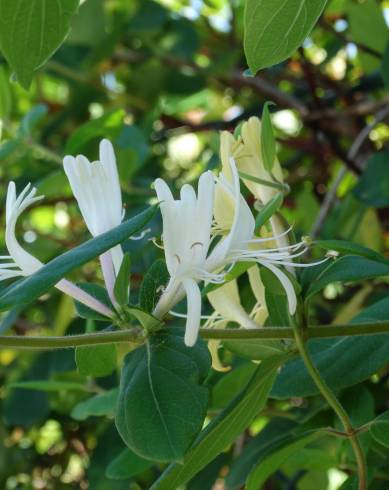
244 0 327 73
0 0 79 89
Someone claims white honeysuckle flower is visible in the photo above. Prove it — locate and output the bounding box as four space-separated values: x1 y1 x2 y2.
153 171 216 347
63 139 123 239
154 157 321 346
63 139 124 304
0 182 114 318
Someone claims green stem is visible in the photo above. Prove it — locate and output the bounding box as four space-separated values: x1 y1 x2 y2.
0 328 146 349
0 321 388 349
238 171 289 193
200 321 389 339
293 324 367 490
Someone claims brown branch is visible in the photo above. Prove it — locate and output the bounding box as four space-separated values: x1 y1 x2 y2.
311 104 389 238
320 19 383 59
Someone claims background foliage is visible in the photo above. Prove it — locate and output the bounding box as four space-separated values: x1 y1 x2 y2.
0 0 388 489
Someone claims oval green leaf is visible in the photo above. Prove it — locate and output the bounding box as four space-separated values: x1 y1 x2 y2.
244 0 327 73
106 448 153 480
272 297 389 398
115 328 211 462
0 0 80 89
370 411 389 448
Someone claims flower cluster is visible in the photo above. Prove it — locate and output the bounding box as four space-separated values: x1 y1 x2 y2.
154 145 311 346
0 117 319 347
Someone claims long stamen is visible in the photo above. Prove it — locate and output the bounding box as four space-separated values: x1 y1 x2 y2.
170 310 223 320
248 226 293 243
234 247 309 261
130 228 151 241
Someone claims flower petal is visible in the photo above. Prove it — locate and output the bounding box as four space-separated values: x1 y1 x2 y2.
208 279 258 329
182 278 202 347
258 261 297 315
5 183 43 276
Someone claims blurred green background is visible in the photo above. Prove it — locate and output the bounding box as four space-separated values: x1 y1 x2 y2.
0 0 388 488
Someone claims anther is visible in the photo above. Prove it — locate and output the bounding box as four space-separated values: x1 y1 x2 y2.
191 242 203 249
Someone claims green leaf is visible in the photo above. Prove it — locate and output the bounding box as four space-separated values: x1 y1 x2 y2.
151 355 288 489
261 267 293 326
106 448 153 480
65 109 125 154
115 328 211 462
369 411 389 448
226 418 299 488
0 206 156 312
71 389 118 421
75 319 117 378
18 104 48 137
261 102 276 171
211 362 257 409
272 297 389 398
114 254 131 306
67 0 105 46
75 283 113 321
353 152 389 208
284 447 336 472
0 65 12 119
0 305 23 334
0 0 80 89
9 380 90 392
305 255 389 300
255 193 283 230
224 338 287 361
139 259 169 313
76 344 117 378
0 138 19 159
245 432 320 489
126 307 161 331
313 240 389 266
244 0 327 73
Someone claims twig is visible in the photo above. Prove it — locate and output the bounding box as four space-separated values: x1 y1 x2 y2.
311 104 389 238
293 322 367 490
226 70 309 116
320 19 383 59
305 97 389 122
0 321 389 349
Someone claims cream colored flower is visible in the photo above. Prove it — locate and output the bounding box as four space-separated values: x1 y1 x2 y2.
220 117 284 204
154 157 307 346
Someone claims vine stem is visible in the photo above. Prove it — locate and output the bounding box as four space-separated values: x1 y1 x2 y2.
0 321 388 349
293 324 367 490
